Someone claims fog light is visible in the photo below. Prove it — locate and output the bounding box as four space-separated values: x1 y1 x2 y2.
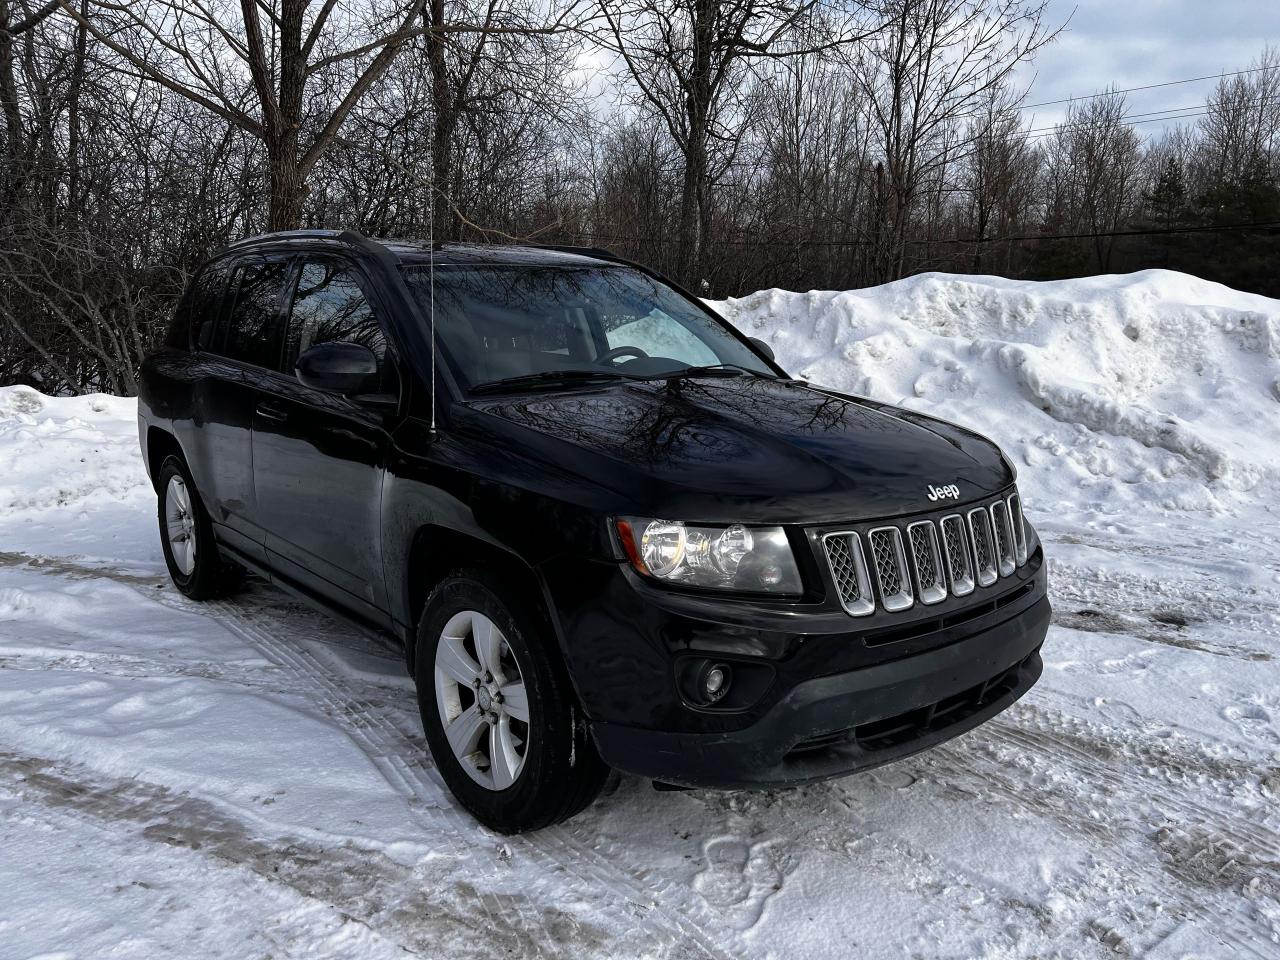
700 663 732 703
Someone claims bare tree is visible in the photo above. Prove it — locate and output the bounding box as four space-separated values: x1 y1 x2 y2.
423 0 579 239
961 89 1036 273
596 0 870 288
1194 46 1280 214
57 0 446 229
1042 92 1142 271
851 0 1055 281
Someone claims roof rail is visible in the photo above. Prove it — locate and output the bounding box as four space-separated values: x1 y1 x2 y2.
221 229 339 251
529 243 629 264
219 228 401 263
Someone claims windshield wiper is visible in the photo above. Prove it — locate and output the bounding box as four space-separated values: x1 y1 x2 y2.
665 363 777 380
469 369 639 395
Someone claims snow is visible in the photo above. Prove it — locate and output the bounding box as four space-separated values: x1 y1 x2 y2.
2 269 1279 959
713 269 1280 513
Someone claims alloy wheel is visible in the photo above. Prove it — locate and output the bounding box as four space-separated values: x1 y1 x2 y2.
433 610 531 790
164 475 197 575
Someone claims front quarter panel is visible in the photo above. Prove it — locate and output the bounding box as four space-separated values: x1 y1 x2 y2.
380 411 618 632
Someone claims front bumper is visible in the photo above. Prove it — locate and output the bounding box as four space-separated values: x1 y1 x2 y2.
589 594 1049 789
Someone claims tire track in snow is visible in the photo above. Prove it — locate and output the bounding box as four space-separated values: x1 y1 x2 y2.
207 600 573 959
922 702 1280 959
209 598 734 960
0 751 576 959
2 556 734 957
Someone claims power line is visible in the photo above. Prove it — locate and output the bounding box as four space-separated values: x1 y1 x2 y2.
914 219 1280 246
1023 95 1278 136
565 219 1280 250
1020 65 1275 111
1019 94 1280 143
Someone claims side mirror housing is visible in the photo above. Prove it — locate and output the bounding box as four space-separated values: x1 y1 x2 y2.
296 341 378 395
749 336 775 362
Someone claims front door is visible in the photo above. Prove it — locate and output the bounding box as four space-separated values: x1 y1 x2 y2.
251 255 397 621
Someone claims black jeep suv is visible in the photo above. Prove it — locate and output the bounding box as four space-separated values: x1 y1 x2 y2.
138 230 1049 832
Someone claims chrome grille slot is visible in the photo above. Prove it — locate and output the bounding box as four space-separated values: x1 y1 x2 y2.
967 508 998 586
939 514 975 597
868 526 913 612
990 502 1016 576
821 532 874 617
1008 493 1027 565
906 521 946 605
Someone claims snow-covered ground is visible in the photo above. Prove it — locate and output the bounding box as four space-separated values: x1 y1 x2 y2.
2 269 1278 959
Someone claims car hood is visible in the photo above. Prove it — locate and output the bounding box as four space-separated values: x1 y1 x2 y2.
464 376 1014 524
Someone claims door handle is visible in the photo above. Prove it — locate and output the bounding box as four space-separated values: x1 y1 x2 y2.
256 401 289 422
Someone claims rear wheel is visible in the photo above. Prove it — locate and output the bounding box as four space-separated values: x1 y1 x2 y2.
416 570 607 832
156 455 241 600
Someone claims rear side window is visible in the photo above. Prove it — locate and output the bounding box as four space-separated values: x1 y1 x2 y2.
222 259 291 369
283 260 386 373
191 260 231 351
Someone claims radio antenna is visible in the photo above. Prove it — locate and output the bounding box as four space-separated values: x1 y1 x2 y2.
428 163 437 432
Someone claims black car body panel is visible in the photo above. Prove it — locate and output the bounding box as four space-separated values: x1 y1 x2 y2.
467 377 1014 523
138 230 1049 789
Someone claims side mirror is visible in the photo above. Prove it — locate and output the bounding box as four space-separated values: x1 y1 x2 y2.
296 341 378 395
749 337 775 362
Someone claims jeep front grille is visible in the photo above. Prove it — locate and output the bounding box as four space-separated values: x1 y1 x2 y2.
821 531 874 616
819 491 1028 617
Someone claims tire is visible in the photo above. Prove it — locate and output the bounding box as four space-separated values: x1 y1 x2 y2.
416 570 608 832
156 454 242 600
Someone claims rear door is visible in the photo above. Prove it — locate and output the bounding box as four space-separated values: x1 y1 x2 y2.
251 255 398 621
189 254 292 561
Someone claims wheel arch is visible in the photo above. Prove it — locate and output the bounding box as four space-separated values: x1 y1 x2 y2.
404 525 564 677
145 426 185 492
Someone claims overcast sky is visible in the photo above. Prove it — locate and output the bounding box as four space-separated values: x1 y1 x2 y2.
1015 0 1280 136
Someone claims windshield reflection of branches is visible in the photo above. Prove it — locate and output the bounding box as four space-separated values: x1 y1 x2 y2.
402 263 770 384
487 377 897 468
495 392 745 464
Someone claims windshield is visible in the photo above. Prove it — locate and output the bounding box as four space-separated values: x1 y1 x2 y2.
400 263 775 391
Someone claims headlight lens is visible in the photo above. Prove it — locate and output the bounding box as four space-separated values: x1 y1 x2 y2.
616 518 802 594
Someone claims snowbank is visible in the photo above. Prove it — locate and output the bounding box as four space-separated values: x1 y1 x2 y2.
0 386 155 564
712 269 1280 515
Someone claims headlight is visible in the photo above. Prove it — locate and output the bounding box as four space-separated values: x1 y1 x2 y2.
615 518 803 594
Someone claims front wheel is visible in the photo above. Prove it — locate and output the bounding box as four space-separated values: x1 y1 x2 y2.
156 454 241 600
416 571 607 832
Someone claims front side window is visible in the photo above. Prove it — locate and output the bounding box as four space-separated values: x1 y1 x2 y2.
222 259 291 368
283 260 386 373
401 264 773 389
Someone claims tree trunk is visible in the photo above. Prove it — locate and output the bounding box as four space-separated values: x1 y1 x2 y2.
0 0 25 194
676 0 715 288
65 0 87 221
426 0 459 240
677 123 706 285
267 145 305 231
260 0 308 231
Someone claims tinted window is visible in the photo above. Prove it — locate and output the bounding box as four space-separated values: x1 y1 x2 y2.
401 264 772 388
191 260 231 351
222 259 290 368
284 261 386 373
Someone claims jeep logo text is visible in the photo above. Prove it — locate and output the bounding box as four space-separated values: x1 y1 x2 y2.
926 483 960 502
